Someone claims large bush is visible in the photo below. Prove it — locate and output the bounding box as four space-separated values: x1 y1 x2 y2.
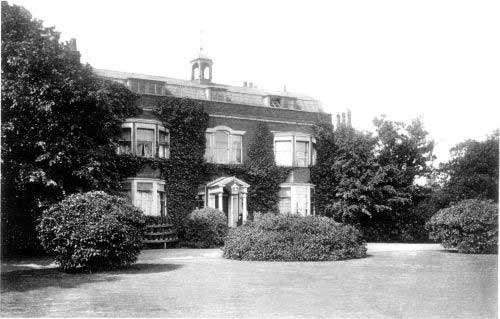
37 191 145 271
426 199 498 254
183 207 228 248
223 214 367 261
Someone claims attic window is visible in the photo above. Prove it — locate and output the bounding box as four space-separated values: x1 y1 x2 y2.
128 79 164 95
211 91 226 102
270 97 281 108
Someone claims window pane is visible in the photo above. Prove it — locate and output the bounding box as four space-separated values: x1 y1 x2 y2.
157 191 166 217
129 80 139 93
275 140 292 166
296 141 309 167
119 128 132 154
137 128 154 157
139 81 146 94
295 186 309 216
215 131 229 163
137 190 153 215
279 187 291 214
204 133 212 161
230 135 242 163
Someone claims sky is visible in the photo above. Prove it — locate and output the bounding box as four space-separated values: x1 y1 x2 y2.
8 0 500 164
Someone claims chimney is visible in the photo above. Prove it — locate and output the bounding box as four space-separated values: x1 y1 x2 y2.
249 82 253 88
68 38 77 52
283 84 287 92
336 114 341 128
243 81 247 87
347 109 352 127
341 112 346 125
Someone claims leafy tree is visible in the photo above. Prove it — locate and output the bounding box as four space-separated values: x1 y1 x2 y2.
440 131 499 203
1 2 139 254
312 122 392 223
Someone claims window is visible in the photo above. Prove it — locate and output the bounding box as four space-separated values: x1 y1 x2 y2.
157 185 167 217
128 79 164 95
279 187 291 214
212 91 226 102
296 141 309 167
278 185 313 216
122 179 165 217
215 131 229 163
274 133 315 167
275 140 293 166
158 130 169 158
136 182 153 215
270 97 281 108
118 127 132 154
137 128 154 157
205 126 244 164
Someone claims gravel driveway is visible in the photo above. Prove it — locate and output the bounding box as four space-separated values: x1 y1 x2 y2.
1 243 497 318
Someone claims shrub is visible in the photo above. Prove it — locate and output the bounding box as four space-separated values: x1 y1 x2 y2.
37 191 146 272
223 214 367 261
426 199 498 254
183 207 228 248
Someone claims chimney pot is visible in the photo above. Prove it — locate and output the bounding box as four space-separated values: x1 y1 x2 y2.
341 112 346 125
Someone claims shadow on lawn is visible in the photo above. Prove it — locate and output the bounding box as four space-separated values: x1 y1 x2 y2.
1 263 182 293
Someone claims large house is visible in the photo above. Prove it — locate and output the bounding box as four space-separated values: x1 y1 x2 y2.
95 51 333 227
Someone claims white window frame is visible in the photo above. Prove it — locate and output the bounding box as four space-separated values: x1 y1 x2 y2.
278 183 314 217
273 132 316 167
119 119 169 159
122 178 166 217
205 126 245 164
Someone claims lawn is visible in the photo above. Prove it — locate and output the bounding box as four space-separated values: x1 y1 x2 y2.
1 244 497 318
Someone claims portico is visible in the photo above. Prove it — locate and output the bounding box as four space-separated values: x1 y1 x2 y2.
200 176 250 227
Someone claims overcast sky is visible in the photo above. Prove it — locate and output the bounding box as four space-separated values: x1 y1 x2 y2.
9 0 500 164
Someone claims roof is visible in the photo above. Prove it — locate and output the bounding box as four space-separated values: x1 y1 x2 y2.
94 68 317 101
206 176 250 188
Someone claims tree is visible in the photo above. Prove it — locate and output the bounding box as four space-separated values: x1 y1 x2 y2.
311 122 392 223
440 131 499 203
1 2 139 254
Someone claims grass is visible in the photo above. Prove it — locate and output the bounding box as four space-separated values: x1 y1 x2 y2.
1 244 497 318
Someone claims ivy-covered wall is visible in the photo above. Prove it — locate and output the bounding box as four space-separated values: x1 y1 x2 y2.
115 97 291 238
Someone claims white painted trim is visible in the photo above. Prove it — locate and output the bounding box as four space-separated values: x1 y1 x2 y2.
206 125 246 135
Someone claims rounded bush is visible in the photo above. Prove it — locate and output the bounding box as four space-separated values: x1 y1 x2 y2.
223 214 367 261
426 199 498 254
37 191 146 272
183 207 228 248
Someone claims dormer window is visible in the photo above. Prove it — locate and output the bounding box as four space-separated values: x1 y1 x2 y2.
270 97 281 108
117 119 169 159
128 79 164 95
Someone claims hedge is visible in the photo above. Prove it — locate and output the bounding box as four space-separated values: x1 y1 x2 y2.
37 191 145 272
426 199 498 254
223 214 367 261
183 207 228 248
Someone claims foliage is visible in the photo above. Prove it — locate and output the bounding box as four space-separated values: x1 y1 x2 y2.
183 207 228 248
311 123 390 223
153 97 209 237
1 2 139 254
426 199 498 254
37 191 146 272
223 214 367 261
439 131 499 203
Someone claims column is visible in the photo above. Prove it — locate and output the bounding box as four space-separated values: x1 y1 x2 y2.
241 190 248 224
230 184 239 228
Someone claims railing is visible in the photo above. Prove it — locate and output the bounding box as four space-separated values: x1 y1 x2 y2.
142 223 178 249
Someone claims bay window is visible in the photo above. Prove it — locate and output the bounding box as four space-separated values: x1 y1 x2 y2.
278 184 314 216
118 119 169 159
121 178 166 217
273 132 316 167
205 126 245 164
